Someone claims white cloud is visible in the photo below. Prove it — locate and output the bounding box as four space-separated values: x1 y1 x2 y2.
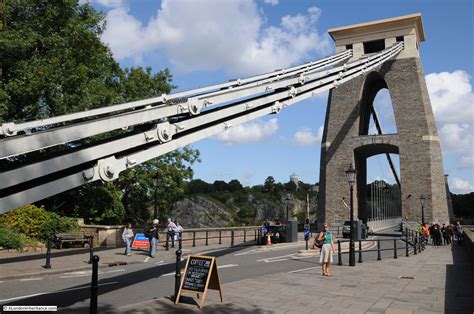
214 118 278 145
426 71 473 125
101 1 331 75
263 0 279 5
450 177 474 194
293 126 323 145
426 71 473 180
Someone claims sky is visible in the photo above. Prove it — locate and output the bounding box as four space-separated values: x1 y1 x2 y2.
83 0 473 194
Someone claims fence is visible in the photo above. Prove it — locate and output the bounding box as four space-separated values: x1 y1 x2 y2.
336 227 425 265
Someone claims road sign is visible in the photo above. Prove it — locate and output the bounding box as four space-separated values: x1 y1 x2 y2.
131 233 149 250
175 255 223 309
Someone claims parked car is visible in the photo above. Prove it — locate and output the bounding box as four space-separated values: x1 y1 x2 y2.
342 221 368 239
342 221 351 238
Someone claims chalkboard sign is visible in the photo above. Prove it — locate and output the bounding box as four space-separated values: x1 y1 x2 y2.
175 255 223 309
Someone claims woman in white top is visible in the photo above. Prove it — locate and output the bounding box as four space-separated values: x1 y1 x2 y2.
122 223 134 256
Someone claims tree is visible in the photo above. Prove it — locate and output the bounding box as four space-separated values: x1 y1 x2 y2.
228 179 243 192
2 1 200 225
186 179 212 194
264 176 275 192
213 180 229 192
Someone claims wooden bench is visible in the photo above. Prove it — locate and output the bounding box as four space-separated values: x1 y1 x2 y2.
54 232 90 249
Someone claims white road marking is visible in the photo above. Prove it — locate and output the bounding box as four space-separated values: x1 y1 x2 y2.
0 282 118 303
59 274 91 279
61 270 92 276
235 249 257 256
257 254 293 262
163 271 184 277
144 257 150 263
265 258 289 263
19 278 43 281
155 260 164 265
288 266 319 273
103 269 125 274
217 264 238 269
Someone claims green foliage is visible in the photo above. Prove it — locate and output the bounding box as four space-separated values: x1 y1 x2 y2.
0 204 77 240
0 225 25 251
451 192 474 218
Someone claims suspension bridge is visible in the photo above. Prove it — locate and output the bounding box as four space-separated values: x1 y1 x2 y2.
0 13 450 229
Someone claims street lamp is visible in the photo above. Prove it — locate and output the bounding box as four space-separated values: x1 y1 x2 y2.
154 173 161 219
419 194 426 225
285 195 291 222
345 164 357 267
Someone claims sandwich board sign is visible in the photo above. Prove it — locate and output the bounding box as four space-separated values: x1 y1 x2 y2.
131 233 150 250
175 255 223 309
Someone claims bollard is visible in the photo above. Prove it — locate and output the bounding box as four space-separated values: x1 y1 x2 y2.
174 240 182 302
231 230 235 246
90 255 100 314
406 236 409 257
244 229 246 242
192 231 196 247
418 236 422 253
166 233 169 251
254 228 257 242
337 240 342 266
405 228 409 243
377 240 381 261
88 236 94 264
219 230 222 245
358 241 362 263
393 239 397 259
414 236 417 255
205 230 209 246
44 237 52 269
306 237 309 251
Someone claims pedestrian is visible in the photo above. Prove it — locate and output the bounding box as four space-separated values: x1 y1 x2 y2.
455 222 463 244
441 224 448 245
122 223 134 256
319 223 336 277
167 218 177 248
146 219 160 258
175 218 184 247
446 224 453 244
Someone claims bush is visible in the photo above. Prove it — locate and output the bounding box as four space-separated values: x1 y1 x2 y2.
0 205 78 240
0 226 24 251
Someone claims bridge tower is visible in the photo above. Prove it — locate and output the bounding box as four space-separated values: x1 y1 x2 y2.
318 14 450 227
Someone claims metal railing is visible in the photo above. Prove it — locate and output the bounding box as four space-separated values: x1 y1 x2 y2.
336 227 425 266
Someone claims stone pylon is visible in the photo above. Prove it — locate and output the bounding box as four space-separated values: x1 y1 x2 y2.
318 14 449 227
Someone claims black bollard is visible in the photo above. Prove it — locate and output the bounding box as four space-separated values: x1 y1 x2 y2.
90 255 100 314
174 240 182 302
166 233 169 251
219 230 222 245
406 236 409 257
414 237 417 255
306 237 309 251
231 230 234 246
88 236 94 264
337 240 342 266
393 239 397 259
44 237 52 269
205 230 208 246
244 229 246 243
192 231 196 247
377 240 381 261
358 241 362 263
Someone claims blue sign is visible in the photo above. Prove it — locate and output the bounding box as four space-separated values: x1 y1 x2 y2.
304 224 310 240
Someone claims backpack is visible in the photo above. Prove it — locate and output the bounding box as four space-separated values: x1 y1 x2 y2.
315 232 326 248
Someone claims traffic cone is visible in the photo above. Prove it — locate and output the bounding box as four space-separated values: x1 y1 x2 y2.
266 234 272 245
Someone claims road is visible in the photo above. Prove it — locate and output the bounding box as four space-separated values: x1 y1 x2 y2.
0 235 407 312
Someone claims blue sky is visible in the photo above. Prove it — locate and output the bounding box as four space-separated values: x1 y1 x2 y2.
84 0 473 193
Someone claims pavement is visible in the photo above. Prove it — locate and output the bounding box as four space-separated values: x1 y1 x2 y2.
115 242 474 314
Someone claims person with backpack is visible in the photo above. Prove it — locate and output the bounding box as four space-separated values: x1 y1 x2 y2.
319 223 336 277
146 219 160 258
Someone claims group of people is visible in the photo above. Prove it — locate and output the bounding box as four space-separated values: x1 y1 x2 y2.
419 221 464 246
121 217 184 257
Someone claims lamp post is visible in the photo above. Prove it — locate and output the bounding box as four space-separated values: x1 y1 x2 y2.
419 194 426 225
154 173 161 219
285 195 290 222
345 164 357 267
